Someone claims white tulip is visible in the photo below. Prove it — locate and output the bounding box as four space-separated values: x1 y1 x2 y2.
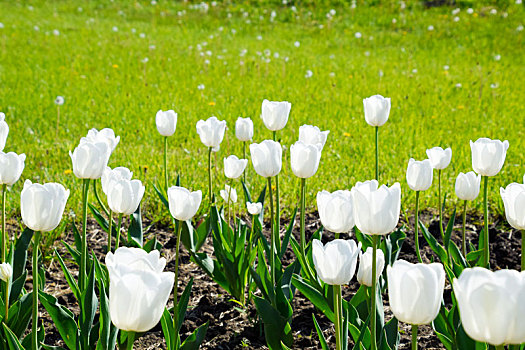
101 167 133 196
261 99 292 131
155 110 177 137
0 262 12 282
290 141 322 179
196 116 227 151
0 152 25 185
470 138 509 177
70 141 111 179
406 158 433 191
298 125 329 150
357 247 385 287
455 171 481 201
250 140 282 178
235 117 254 141
106 177 145 216
223 155 248 179
363 95 391 127
247 202 262 215
0 113 8 152
167 186 202 221
426 147 452 170
312 239 361 285
316 190 354 233
81 128 120 154
220 184 237 203
500 183 525 230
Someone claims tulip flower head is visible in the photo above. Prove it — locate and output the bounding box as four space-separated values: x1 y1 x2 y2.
0 113 8 152
250 140 282 178
105 176 145 216
20 180 70 232
455 171 481 201
316 190 354 233
426 147 452 170
352 180 401 235
106 247 174 333
220 184 237 203
0 152 25 185
0 262 12 282
223 155 248 179
196 116 227 151
167 186 202 221
298 125 329 150
261 99 292 131
363 95 391 127
470 138 509 177
155 109 177 137
357 247 385 287
235 117 254 142
312 239 361 285
101 167 133 195
500 183 525 230
290 141 322 179
247 201 262 215
81 128 120 154
406 158 433 191
70 140 111 179
387 260 445 325
454 268 525 345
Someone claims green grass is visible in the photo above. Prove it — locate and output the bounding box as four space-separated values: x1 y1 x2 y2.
0 1 524 224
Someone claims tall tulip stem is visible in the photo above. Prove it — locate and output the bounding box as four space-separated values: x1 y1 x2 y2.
521 230 525 271
1 184 6 263
300 178 306 259
115 213 123 252
462 200 467 257
333 284 342 350
482 176 489 267
80 179 90 291
375 126 379 180
267 177 276 289
415 191 422 263
208 147 213 204
32 231 42 350
92 180 109 217
228 180 233 226
164 136 169 193
243 142 247 185
272 131 281 253
126 331 135 350
411 324 418 350
494 346 504 350
173 220 183 330
370 235 379 350
438 169 444 242
107 211 113 254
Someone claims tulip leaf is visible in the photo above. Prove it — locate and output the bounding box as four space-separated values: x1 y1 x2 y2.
381 227 406 268
291 274 335 322
448 241 468 269
180 321 209 350
127 204 143 248
80 261 98 343
466 249 483 267
2 322 25 350
432 311 454 350
95 257 117 350
281 260 300 300
182 218 209 253
342 305 349 350
444 208 457 251
253 296 293 350
312 314 329 350
354 227 372 251
143 235 162 253
9 270 27 306
39 291 79 349
62 241 81 267
176 278 194 333
419 220 448 264
55 249 81 302
88 203 109 232
380 316 399 350
279 207 298 259
13 228 33 281
160 308 176 350
6 292 33 338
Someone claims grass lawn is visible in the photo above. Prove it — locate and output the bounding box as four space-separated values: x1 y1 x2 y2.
0 0 524 223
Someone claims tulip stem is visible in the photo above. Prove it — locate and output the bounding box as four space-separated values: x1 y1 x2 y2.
4 278 9 320
300 178 306 260
333 284 342 350
462 200 467 257
92 180 109 217
411 324 418 350
375 126 379 181
482 176 489 267
267 177 276 292
32 231 41 350
521 230 525 271
243 142 247 185
173 220 183 330
438 169 444 242
80 179 90 292
126 331 135 350
272 131 281 254
415 191 422 263
115 213 123 251
370 235 378 350
208 147 213 204
228 180 233 227
107 211 113 254
164 136 169 194
1 184 6 263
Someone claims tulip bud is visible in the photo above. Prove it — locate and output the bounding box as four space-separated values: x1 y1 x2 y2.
290 141 322 178
250 140 282 178
453 268 525 345
455 171 481 201
298 125 329 150
500 183 525 230
261 99 291 131
352 180 401 235
316 190 354 233
426 147 452 170
223 155 248 179
167 186 202 221
101 167 133 195
247 202 262 215
81 128 120 154
106 178 145 216
21 180 69 232
357 247 385 287
0 262 12 282
406 158 433 191
220 185 237 203
470 138 509 176
155 110 177 137
312 239 361 285
363 95 391 127
0 152 25 185
387 260 445 325
196 116 227 151
106 247 174 333
0 113 8 152
235 117 254 142
70 141 111 179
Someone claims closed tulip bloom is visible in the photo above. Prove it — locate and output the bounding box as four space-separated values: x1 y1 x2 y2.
101 167 133 196
81 128 120 154
70 141 111 179
387 260 445 325
235 117 254 142
363 95 391 127
224 155 248 179
352 180 401 235
20 180 69 232
470 138 509 176
453 268 525 345
0 262 12 282
106 247 174 333
155 110 177 137
196 116 227 151
299 125 329 150
0 152 26 185
250 140 282 178
261 99 292 131
0 113 8 151
247 202 262 215
406 158 433 191
455 171 481 201
290 141 322 178
106 178 145 216
312 239 361 285
220 185 237 203
316 190 354 233
167 186 202 221
426 147 452 170
500 183 525 230
357 247 385 287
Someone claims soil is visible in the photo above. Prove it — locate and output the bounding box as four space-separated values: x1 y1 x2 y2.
27 208 521 349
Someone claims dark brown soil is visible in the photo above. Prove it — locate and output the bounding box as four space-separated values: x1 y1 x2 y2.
27 207 521 349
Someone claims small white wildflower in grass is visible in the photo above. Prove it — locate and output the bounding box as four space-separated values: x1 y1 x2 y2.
112 26 118 32
206 50 212 56
329 72 335 77
198 84 205 90
330 9 336 16
467 8 474 14
34 25 39 31
53 29 60 36
151 0 157 5
291 6 297 12
256 35 262 40
412 68 418 74
329 54 335 59
294 41 300 47
518 25 524 31
454 16 460 22
231 28 237 34
444 65 450 70
284 57 289 62
456 83 462 88
392 18 397 24
131 28 136 33
305 70 313 78
142 57 149 63
204 59 210 65
490 83 499 89
490 9 497 15
149 45 156 50
55 96 65 105
494 54 501 61
139 33 146 38
274 52 280 58
364 51 370 57
355 32 362 38
379 70 384 77
427 25 434 31
517 0 523 4
452 8 460 15
78 7 83 12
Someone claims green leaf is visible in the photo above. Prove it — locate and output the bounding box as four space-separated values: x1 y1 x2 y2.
312 314 329 350
291 274 334 322
382 316 400 350
177 278 194 333
6 292 33 338
94 257 116 350
153 183 170 212
55 250 80 302
279 208 297 259
13 228 33 281
127 204 143 247
160 308 176 350
62 241 81 266
444 208 457 251
180 321 209 350
3 322 25 350
9 270 27 306
88 203 109 232
80 260 98 341
39 291 79 349
419 220 449 264
253 296 293 349
354 227 372 251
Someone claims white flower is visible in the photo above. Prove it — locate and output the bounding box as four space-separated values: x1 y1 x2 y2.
0 263 12 282
299 125 329 150
81 128 120 154
312 239 361 285
261 100 292 131
55 96 65 105
0 113 9 152
196 116 227 151
223 155 248 179
220 185 237 203
357 247 385 287
426 147 452 170
247 202 262 215
155 110 177 137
